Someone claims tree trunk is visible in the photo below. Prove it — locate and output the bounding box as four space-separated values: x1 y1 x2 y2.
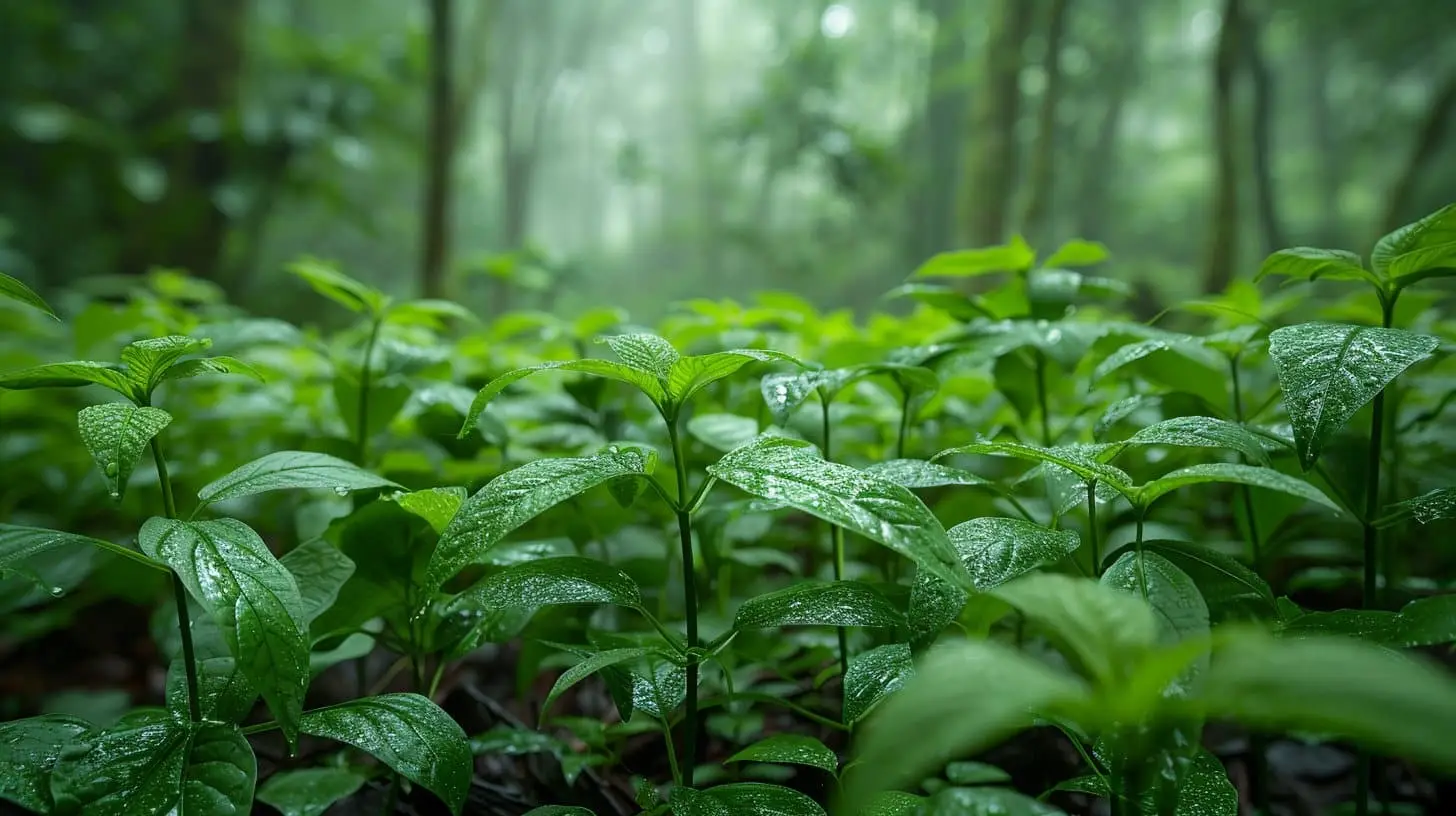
1074 0 1143 243
1379 72 1456 234
1307 44 1342 245
1203 0 1243 294
1020 0 1073 248
962 0 1035 247
1244 8 1284 255
905 0 971 262
420 0 456 300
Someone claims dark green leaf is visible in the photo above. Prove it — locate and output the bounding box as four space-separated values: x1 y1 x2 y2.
1134 463 1342 514
944 762 1012 785
1397 595 1456 647
725 734 838 773
1377 486 1456 527
1281 610 1404 643
669 349 805 406
680 783 827 816
1102 551 1209 645
280 539 356 625
0 361 133 394
299 694 471 814
1132 540 1276 622
1267 322 1440 470
844 643 914 725
1373 202 1456 285
333 374 410 442
629 657 686 720
1255 247 1379 287
256 767 368 816
166 656 257 723
542 647 660 719
76 403 171 500
469 725 567 756
0 524 157 575
198 451 399 505
933 440 1133 495
460 359 666 436
522 807 595 816
0 271 58 319
917 787 1065 815
289 258 389 315
708 436 971 590
855 791 924 816
863 460 992 490
454 556 642 612
1118 416 1270 464
951 517 1080 591
139 518 309 745
912 236 1036 278
0 715 91 811
735 581 902 629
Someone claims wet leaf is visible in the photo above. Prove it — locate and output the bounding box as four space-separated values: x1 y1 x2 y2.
298 694 470 814
629 657 686 719
469 725 567 756
709 436 970 590
0 524 150 575
280 539 356 625
735 581 902 629
1373 202 1456 285
0 360 133 395
0 271 58 319
1102 551 1209 645
991 573 1159 687
1267 322 1439 469
0 714 91 811
424 447 654 600
1256 247 1379 287
541 647 661 719
256 767 368 816
1377 486 1456 527
394 486 468 534
1397 595 1456 647
725 734 838 774
166 656 257 724
933 440 1134 496
120 335 212 392
917 786 1065 815
198 451 399 505
453 556 642 612
1116 416 1270 464
1133 463 1342 514
863 460 992 490
601 332 679 378
944 762 1012 785
76 403 171 500
669 348 805 406
678 783 827 816
459 360 667 435
157 355 264 385
688 413 761 453
1130 540 1276 622
912 236 1036 278
951 517 1080 591
139 517 309 745
843 643 914 725
522 807 595 816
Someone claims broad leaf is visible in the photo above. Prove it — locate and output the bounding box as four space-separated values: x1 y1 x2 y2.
951 517 1080 591
884 282 996 321
0 524 157 574
158 355 264 385
459 359 667 435
1377 486 1456 527
1043 239 1110 269
1130 540 1276 621
0 715 91 812
166 656 257 723
991 573 1159 686
933 440 1133 495
601 332 679 378
669 348 804 406
726 734 838 774
453 556 642 612
629 656 687 720
289 258 389 315
198 451 399 505
139 517 309 745
395 486 468 534
1201 629 1456 773
688 413 762 453
76 402 171 500
855 791 924 816
863 459 992 490
1397 595 1456 647
256 767 368 816
1267 322 1440 469
120 335 213 393
1134 463 1342 514
1102 551 1209 645
676 783 826 816
1373 202 1456 285
298 694 471 814
1256 247 1379 287
917 787 1065 815
945 761 1012 785
843 643 914 725
280 539 356 625
912 236 1036 278
541 647 661 719
734 581 903 629
1116 416 1270 464
424 448 654 600
0 271 57 319
0 361 132 395
49 712 255 815
708 437 971 590
846 637 1088 803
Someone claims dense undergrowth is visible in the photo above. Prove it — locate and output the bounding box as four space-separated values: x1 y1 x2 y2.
3 203 1456 816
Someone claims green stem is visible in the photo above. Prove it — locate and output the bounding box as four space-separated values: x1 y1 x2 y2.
381 773 400 816
895 389 913 459
1034 351 1052 446
1231 352 1272 816
665 413 699 787
150 438 200 724
1086 481 1101 577
821 399 850 690
357 316 383 466
661 720 683 787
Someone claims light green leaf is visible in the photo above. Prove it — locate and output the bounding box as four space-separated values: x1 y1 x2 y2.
389 297 476 325
725 734 838 774
256 767 368 816
854 791 924 816
424 448 655 600
600 332 679 378
459 360 667 436
0 361 133 395
1102 551 1209 645
708 436 971 590
1377 486 1456 527
0 714 91 812
1255 247 1380 287
120 335 212 392
1117 416 1271 464
280 539 356 625
734 581 902 630
669 348 805 406
1134 463 1342 514
846 637 1089 803
1043 239 1110 269
1397 595 1456 647
0 524 159 575
843 643 914 725
394 486 468 535
288 258 389 315
139 517 309 745
1267 322 1440 470
918 787 1065 815
0 272 58 319
863 460 992 490
298 694 471 814
934 440 1134 495
76 402 171 500
158 355 265 385
945 762 1012 785
1201 629 1456 773
884 283 996 321
542 647 660 720
952 517 1081 591
688 413 762 453
453 556 642 612
49 712 255 815
1374 202 1456 285
1131 540 1276 622
198 451 399 505
1089 336 1226 407
912 236 1037 278
991 573 1159 687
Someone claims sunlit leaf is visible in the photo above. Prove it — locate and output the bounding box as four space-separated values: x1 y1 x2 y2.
198 451 399 505
1373 202 1456 286
734 581 903 630
912 236 1036 278
0 272 58 319
0 361 133 395
1256 247 1379 288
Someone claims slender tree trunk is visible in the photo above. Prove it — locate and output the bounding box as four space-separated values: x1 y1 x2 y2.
1021 0 1073 248
1307 44 1342 244
906 0 970 261
1203 0 1243 294
674 0 719 281
420 0 456 300
1244 9 1284 254
1379 72 1456 234
963 0 1035 246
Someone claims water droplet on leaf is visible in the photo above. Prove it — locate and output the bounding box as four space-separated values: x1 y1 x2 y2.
332 485 350 496
49 586 65 598
104 462 119 477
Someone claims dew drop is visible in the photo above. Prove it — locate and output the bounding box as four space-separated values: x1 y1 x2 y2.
49 586 66 598
332 485 350 496
104 462 119 477
108 491 120 500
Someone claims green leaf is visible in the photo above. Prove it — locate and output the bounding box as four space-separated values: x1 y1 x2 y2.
677 783 827 816
708 436 971 590
1130 540 1276 622
139 517 309 745
601 332 679 378
1377 486 1456 527
49 712 255 815
0 272 58 319
843 643 914 725
845 637 1089 803
945 762 1012 785
1267 322 1440 470
912 236 1036 278
0 714 91 811
469 725 567 756
424 448 655 600
725 734 838 773
1373 202 1456 285
1201 629 1456 773
1397 595 1456 647
1043 239 1110 269
76 402 171 500
884 283 996 321
1281 609 1404 643
1166 750 1238 816
863 460 993 490
280 539 356 625
1089 336 1226 407
1116 416 1271 464
120 335 213 392
734 581 903 630
1102 551 1209 645
389 297 476 325
394 486 468 534
629 656 686 720
0 524 158 576
256 767 368 816
687 413 762 453
542 647 660 719
669 349 805 406
522 807 595 816
917 787 1066 815
198 451 399 505
952 517 1081 591
991 573 1159 687
854 791 924 816
459 360 667 436
454 556 642 612
1256 247 1380 288
0 361 133 395
288 258 389 315
1134 463 1342 514
158 355 265 385
166 656 257 724
933 440 1134 495
298 694 471 814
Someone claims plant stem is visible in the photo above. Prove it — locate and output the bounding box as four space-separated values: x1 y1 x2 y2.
895 389 913 459
1086 481 1101 577
150 438 201 724
1231 353 1272 816
1034 351 1052 446
821 399 850 688
357 316 383 466
665 414 699 787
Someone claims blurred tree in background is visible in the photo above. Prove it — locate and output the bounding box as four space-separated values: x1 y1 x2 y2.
2 0 1453 323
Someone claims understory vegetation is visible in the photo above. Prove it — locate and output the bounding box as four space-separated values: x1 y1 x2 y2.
3 202 1456 816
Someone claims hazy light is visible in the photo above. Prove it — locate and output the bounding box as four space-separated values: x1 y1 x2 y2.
642 28 669 55
821 4 855 39
1187 9 1221 47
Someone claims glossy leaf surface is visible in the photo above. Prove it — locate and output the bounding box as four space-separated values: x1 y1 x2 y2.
843 643 914 725
725 734 838 773
454 556 643 612
0 271 58 318
198 450 398 505
917 787 1065 815
395 486 468 534
1135 463 1341 513
934 440 1133 494
0 715 91 811
76 403 171 500
1255 247 1378 287
735 581 901 629
0 361 132 394
279 539 356 625
863 459 992 490
1378 486 1456 527
1117 416 1271 464
256 767 368 816
1373 202 1456 284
